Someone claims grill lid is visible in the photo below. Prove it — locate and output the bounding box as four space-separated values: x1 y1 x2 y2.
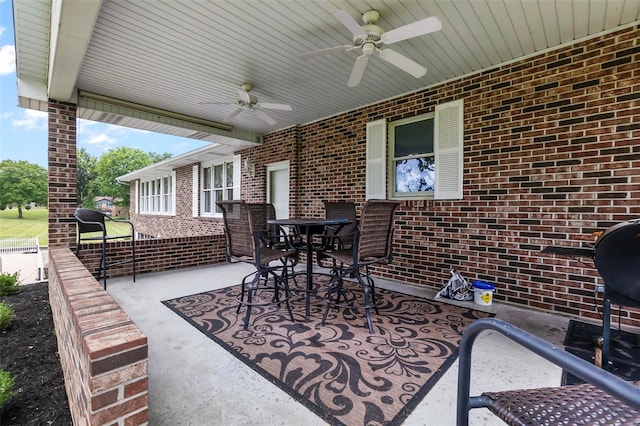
594 219 640 302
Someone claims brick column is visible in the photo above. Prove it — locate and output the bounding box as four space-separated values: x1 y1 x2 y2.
48 101 78 247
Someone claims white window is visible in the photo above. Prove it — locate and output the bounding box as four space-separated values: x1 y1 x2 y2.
201 155 241 217
366 99 464 200
139 172 175 215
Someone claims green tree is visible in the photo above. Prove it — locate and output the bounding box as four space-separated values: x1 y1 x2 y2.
77 148 98 207
0 160 47 219
93 147 152 210
149 152 173 163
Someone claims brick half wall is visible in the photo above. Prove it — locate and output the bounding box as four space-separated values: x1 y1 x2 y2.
73 234 227 280
48 247 149 425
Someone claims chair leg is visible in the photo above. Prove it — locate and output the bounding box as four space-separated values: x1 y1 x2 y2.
242 273 261 330
357 274 374 334
321 275 340 326
280 263 294 323
101 238 107 290
602 297 612 370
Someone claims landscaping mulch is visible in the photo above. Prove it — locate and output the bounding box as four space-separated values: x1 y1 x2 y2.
0 282 72 425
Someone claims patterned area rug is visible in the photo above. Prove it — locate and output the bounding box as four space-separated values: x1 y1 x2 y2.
162 282 491 426
563 319 640 385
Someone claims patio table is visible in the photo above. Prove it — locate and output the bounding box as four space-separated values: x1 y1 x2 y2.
268 217 350 319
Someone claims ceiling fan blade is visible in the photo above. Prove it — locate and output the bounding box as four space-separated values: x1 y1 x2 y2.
299 44 354 60
199 101 234 105
332 10 367 40
380 16 442 45
348 55 369 87
254 109 276 125
237 89 251 104
379 48 427 78
255 102 292 111
225 108 242 122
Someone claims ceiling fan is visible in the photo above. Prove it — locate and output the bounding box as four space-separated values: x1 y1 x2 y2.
299 10 442 87
200 83 292 125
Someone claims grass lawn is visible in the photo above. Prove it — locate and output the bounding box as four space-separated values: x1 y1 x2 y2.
0 207 132 247
0 207 49 246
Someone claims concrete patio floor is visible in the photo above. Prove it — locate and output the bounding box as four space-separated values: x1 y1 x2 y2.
107 263 577 425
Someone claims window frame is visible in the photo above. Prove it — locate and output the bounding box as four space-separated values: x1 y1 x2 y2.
388 112 436 200
200 155 240 217
138 171 176 216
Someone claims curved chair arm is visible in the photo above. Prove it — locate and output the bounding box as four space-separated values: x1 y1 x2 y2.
456 318 640 425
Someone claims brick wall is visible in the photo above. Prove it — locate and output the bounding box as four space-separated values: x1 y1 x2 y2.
130 164 225 238
239 26 640 326
48 101 78 247
48 247 148 425
74 234 227 280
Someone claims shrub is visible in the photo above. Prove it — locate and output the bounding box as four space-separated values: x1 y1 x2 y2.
0 369 17 409
0 272 21 296
0 301 13 330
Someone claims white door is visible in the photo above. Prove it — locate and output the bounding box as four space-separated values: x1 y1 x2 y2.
267 161 290 219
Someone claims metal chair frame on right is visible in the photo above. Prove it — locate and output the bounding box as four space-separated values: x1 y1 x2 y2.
320 199 400 334
74 208 136 289
457 318 640 425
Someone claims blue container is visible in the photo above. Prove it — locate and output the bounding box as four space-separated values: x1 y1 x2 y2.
472 280 495 290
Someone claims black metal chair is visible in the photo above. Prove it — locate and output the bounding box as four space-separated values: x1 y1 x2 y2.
74 208 136 289
457 318 640 425
217 200 296 330
320 199 400 333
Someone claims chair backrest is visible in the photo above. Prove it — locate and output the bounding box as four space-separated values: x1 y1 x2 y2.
74 208 108 234
247 202 278 231
356 200 400 261
217 200 256 259
323 201 357 247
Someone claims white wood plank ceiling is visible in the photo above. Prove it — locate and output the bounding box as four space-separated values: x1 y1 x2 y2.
13 0 640 140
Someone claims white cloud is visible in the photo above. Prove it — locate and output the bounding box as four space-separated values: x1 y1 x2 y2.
85 133 116 146
0 44 15 75
0 26 5 37
12 109 47 130
0 111 13 119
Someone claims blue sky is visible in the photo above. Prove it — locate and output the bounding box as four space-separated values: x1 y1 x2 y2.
0 0 209 168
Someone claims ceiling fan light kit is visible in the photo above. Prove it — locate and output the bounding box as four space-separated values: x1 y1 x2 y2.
200 83 292 126
300 9 442 87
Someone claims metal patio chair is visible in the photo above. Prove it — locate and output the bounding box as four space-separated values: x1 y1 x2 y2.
217 200 296 330
320 199 400 333
457 318 640 425
74 208 136 289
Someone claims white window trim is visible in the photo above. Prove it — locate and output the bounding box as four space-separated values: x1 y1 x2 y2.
366 99 464 201
138 171 176 215
200 154 240 218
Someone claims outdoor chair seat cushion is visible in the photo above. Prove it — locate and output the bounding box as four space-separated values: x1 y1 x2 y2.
258 247 296 265
325 249 390 266
482 380 640 425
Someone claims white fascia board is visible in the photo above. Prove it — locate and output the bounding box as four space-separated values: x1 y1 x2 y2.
48 0 102 101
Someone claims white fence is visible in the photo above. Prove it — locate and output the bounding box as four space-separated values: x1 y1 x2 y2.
0 237 40 254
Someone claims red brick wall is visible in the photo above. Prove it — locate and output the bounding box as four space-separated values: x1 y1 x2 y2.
131 164 224 238
48 247 148 425
48 101 78 246
239 26 640 326
74 234 227 279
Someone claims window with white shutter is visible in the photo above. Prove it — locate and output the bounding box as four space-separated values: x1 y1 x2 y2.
369 99 463 200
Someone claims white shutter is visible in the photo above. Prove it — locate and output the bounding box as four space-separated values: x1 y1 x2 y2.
434 99 464 200
366 119 387 200
192 165 198 217
134 180 139 214
233 154 241 199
